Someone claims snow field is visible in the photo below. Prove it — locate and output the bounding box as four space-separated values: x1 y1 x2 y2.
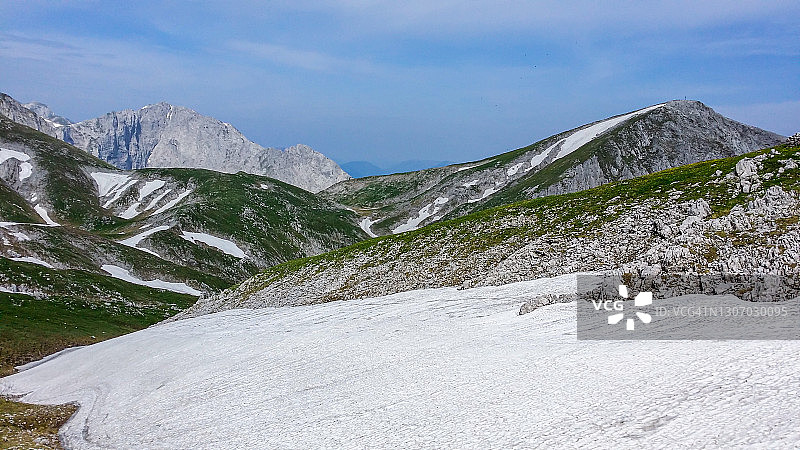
3 274 800 448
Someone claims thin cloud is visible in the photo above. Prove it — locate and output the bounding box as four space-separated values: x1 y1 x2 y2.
227 40 379 74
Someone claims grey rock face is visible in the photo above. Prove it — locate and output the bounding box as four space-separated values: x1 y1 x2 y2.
22 102 72 126
1 94 350 192
0 94 60 136
528 100 784 199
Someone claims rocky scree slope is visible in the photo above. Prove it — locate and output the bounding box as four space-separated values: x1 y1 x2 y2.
323 100 783 236
178 142 800 318
0 93 350 192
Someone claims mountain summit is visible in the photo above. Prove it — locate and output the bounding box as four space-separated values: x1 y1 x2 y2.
0 94 350 192
324 100 784 235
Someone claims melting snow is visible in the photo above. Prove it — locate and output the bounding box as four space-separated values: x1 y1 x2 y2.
528 150 550 171
33 205 59 226
462 179 480 188
0 287 34 296
119 203 141 220
359 217 379 238
138 180 166 201
18 162 33 180
0 147 33 181
102 179 138 208
0 222 32 241
180 232 246 259
467 187 498 203
506 162 524 177
90 172 131 198
144 189 173 211
3 274 800 448
119 226 170 257
151 189 193 216
455 163 482 172
543 104 665 163
10 256 54 268
392 197 449 234
100 264 201 296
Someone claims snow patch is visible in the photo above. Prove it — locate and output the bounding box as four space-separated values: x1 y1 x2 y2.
100 265 201 296
138 180 166 201
0 287 34 296
90 172 131 197
10 230 31 241
528 150 550 171
359 217 379 238
3 274 799 448
102 179 138 208
506 162 524 177
455 163 482 172
467 187 498 203
462 179 480 188
18 162 33 180
119 203 141 220
180 232 246 259
144 189 172 211
119 225 170 257
0 148 31 164
543 104 665 163
10 256 54 268
392 197 449 234
151 189 193 216
33 205 59 226
0 147 33 181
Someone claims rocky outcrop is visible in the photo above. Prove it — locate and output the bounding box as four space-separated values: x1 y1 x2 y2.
0 94 61 136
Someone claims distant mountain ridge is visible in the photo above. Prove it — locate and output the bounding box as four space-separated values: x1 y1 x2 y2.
0 94 350 192
342 160 455 178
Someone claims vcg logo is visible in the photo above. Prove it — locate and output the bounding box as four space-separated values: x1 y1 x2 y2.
591 284 653 331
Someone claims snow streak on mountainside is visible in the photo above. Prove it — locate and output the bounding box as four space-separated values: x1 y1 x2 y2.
324 100 784 235
0 94 350 192
3 276 800 448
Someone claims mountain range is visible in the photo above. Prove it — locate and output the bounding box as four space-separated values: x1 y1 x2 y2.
0 94 350 193
0 92 792 373
341 160 455 178
323 100 782 236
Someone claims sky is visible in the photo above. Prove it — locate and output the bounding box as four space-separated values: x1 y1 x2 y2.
1 1 798 167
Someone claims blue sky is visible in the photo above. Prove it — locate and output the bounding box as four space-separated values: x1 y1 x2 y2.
1 1 798 166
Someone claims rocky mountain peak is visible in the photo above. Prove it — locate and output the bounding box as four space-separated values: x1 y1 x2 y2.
0 93 350 192
22 102 72 126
